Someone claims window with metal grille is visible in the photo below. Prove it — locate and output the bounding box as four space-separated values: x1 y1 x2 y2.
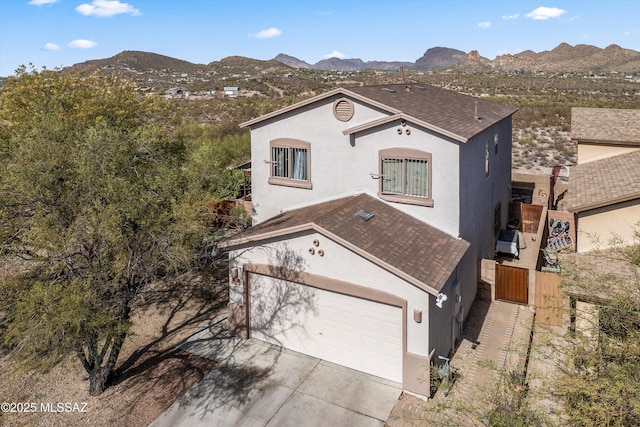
382 158 429 198
269 139 312 189
379 148 433 206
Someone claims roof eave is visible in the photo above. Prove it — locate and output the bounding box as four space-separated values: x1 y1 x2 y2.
342 113 469 143
239 87 347 128
316 226 445 296
221 221 455 296
218 223 314 248
239 86 404 128
572 137 640 146
568 192 640 213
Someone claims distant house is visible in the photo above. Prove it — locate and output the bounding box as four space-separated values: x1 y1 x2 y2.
164 87 183 98
223 86 239 96
566 108 640 252
221 84 517 397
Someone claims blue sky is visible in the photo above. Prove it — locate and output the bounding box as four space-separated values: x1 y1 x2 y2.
1 0 638 76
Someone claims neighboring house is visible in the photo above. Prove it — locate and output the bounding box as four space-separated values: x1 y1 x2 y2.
223 86 240 96
566 108 640 253
571 107 640 164
221 83 517 396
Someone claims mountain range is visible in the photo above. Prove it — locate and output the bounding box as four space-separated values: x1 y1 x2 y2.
275 47 471 71
277 44 640 73
65 43 640 77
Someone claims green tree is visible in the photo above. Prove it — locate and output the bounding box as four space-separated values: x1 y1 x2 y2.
555 231 640 426
0 68 220 395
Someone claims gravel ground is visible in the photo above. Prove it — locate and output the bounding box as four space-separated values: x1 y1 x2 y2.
0 271 227 427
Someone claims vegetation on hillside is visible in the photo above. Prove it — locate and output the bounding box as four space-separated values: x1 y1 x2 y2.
0 67 249 395
553 232 640 426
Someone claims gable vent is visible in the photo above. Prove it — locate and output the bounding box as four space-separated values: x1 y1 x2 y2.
333 98 355 122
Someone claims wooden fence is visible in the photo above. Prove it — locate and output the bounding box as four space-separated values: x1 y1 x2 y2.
535 271 564 326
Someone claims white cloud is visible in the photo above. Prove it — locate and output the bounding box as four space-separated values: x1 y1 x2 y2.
322 50 346 59
502 13 519 20
44 42 61 51
68 39 98 48
624 31 632 36
249 27 282 39
76 0 141 17
28 0 59 5
525 7 566 20
477 21 492 29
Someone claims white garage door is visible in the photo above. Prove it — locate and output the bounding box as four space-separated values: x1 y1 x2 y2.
249 273 403 383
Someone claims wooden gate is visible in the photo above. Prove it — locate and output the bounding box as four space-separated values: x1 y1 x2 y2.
535 271 564 326
496 264 528 304
522 204 543 233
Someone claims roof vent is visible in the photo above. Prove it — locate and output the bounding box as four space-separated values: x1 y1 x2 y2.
414 85 426 90
354 209 375 221
382 87 396 93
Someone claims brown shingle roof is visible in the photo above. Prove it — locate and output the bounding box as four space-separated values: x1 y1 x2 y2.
241 84 517 143
571 107 640 145
222 194 469 295
346 84 518 141
566 150 640 212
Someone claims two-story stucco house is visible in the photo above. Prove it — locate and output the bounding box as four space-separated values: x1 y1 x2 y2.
221 84 517 396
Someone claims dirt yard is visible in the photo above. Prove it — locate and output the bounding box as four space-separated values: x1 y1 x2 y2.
0 268 228 427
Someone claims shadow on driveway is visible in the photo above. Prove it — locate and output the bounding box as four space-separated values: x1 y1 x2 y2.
151 316 402 427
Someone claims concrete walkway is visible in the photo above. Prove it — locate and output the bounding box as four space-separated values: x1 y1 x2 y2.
386 299 534 426
151 316 401 427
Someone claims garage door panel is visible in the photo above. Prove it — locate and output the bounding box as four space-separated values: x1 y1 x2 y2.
342 311 360 330
249 273 403 383
383 322 402 339
361 333 380 347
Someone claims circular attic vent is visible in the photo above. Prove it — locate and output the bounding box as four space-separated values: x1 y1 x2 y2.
333 98 354 122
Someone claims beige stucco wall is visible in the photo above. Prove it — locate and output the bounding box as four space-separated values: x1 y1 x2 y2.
228 230 462 397
576 199 640 253
577 143 639 164
249 94 462 236
229 231 442 357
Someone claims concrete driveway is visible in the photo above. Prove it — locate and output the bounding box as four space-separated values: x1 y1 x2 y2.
151 316 402 427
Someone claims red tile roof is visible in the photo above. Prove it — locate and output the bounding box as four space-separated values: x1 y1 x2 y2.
222 194 469 295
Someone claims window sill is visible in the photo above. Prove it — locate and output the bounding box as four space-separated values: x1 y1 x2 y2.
269 177 313 189
379 193 434 207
